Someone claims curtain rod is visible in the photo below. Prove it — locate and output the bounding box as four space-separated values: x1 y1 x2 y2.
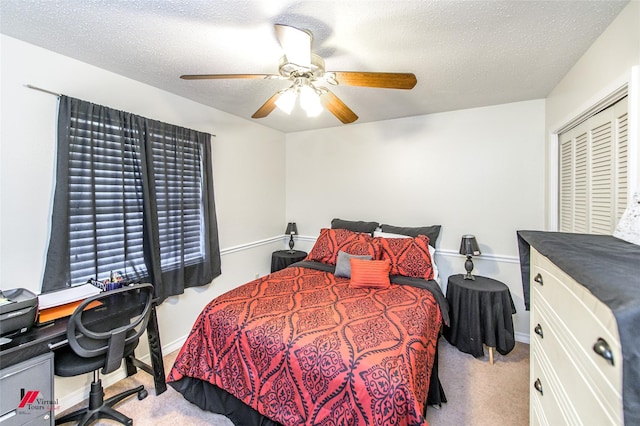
25 84 61 97
25 83 216 137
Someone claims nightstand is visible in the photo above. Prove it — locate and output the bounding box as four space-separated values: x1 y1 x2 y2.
443 274 516 364
270 250 307 273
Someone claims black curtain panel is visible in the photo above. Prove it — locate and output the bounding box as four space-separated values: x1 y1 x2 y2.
42 96 221 302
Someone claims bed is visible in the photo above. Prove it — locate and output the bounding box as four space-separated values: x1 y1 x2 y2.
168 223 449 426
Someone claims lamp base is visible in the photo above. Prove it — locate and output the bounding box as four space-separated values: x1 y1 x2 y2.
463 256 475 280
288 234 295 253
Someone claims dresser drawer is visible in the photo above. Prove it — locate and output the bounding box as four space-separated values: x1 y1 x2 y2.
530 248 623 425
532 297 622 425
531 251 622 391
530 346 572 425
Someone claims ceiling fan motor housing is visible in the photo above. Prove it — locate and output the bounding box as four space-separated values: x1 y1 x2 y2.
279 53 325 80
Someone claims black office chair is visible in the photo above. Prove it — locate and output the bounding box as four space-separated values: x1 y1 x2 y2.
54 283 154 426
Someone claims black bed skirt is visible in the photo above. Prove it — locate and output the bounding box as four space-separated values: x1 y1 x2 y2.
170 377 280 426
169 338 446 425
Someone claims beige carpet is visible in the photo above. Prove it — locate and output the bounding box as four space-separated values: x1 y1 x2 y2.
60 339 529 425
426 340 530 426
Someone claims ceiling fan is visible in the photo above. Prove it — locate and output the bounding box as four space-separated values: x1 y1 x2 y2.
180 24 417 124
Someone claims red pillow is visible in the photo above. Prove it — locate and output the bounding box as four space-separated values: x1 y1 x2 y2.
305 228 370 265
350 258 391 288
376 234 434 280
305 228 354 264
341 235 382 259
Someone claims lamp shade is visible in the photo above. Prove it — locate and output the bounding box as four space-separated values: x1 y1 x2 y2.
459 235 481 256
275 89 296 115
285 222 298 235
299 85 322 117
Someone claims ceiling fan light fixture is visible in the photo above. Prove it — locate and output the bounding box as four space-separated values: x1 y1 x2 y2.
182 24 416 125
299 85 322 117
303 100 323 117
275 89 296 114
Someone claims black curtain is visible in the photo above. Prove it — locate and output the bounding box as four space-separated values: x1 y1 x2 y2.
42 96 221 302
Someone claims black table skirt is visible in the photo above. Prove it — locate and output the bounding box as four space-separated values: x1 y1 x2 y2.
444 274 516 357
270 250 307 273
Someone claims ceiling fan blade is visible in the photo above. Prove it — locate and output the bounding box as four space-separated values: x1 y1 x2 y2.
251 92 282 119
180 74 275 80
274 24 312 67
320 90 358 124
332 72 417 89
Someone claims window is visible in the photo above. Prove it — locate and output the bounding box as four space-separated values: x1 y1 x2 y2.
558 96 628 234
43 96 221 302
150 126 207 271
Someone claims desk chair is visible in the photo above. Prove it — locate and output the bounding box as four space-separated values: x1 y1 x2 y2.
54 283 154 426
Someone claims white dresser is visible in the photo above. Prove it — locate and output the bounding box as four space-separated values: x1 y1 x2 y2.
530 247 623 425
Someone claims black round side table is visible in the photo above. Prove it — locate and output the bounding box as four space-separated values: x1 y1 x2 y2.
443 274 516 364
271 250 307 273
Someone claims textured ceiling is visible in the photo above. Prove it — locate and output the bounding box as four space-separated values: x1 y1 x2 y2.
0 0 629 133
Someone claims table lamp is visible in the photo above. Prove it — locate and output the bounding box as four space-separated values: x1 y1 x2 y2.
459 235 481 280
285 222 298 253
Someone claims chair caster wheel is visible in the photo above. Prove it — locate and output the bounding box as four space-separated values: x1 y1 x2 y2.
138 389 148 400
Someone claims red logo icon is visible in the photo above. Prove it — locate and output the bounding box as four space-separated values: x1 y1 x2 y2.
18 390 39 408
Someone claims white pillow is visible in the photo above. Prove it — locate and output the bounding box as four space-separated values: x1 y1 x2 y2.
373 231 439 281
427 245 439 282
614 192 640 245
373 230 411 239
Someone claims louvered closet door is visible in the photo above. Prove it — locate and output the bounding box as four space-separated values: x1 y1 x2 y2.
616 107 629 220
559 97 628 234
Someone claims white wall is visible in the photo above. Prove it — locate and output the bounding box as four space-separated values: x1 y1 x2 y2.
285 99 547 340
545 0 640 228
0 35 286 410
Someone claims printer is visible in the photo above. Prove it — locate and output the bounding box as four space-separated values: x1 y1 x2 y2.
0 288 39 337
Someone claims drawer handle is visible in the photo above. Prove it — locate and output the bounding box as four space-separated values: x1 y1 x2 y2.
534 378 543 396
534 323 544 338
593 338 614 366
534 273 543 285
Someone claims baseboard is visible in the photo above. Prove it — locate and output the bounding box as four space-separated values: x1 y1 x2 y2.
57 370 129 413
515 331 530 345
160 335 189 358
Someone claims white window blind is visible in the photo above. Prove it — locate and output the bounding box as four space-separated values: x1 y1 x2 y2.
558 97 628 234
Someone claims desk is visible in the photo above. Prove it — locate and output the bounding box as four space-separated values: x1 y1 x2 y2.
443 274 516 364
270 250 307 273
0 299 166 396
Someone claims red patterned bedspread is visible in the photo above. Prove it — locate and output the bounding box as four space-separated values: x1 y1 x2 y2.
168 264 442 426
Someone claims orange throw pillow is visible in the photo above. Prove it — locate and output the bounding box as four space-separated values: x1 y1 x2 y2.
349 258 391 289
